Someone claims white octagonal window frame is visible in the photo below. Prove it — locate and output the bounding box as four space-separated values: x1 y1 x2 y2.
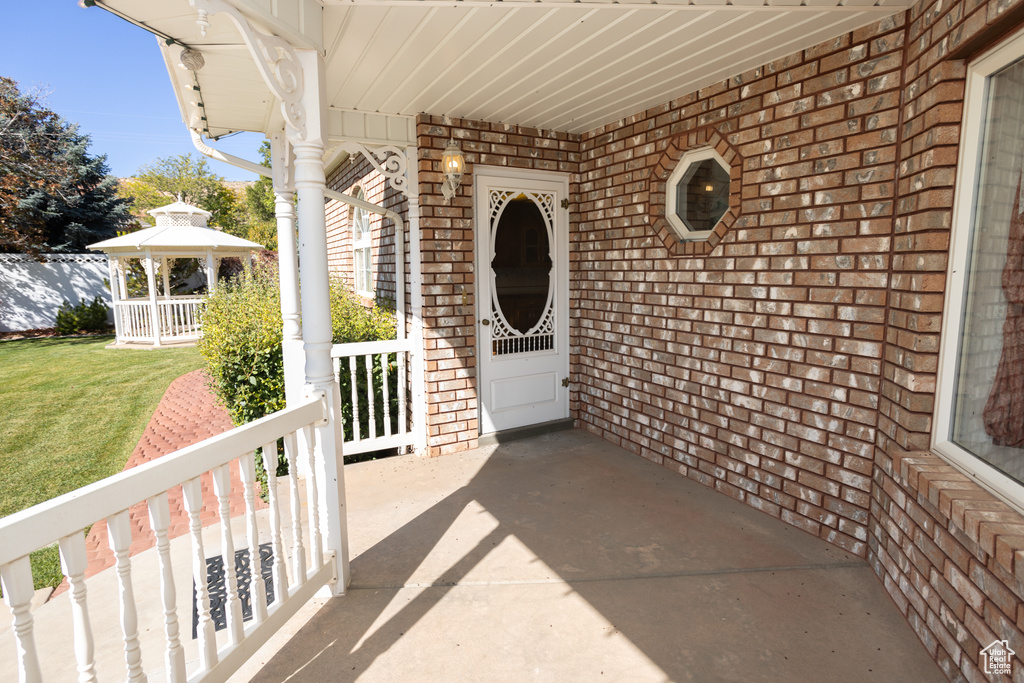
666 147 732 242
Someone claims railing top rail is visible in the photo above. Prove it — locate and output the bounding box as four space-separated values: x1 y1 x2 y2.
331 338 413 358
0 396 326 566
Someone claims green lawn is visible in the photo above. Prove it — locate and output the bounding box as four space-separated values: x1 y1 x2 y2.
0 336 203 519
0 336 204 589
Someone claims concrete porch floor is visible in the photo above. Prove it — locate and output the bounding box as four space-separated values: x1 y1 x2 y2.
234 429 944 682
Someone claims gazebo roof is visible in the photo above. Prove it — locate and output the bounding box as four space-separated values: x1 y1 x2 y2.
88 224 264 254
89 199 264 255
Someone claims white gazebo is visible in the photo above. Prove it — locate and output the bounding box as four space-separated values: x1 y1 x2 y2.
88 201 263 347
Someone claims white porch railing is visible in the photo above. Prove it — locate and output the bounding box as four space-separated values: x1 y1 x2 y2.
332 338 416 456
115 297 203 343
0 395 336 683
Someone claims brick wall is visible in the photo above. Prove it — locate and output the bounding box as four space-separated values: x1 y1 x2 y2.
326 157 401 304
416 117 580 454
870 0 1024 679
564 3 1024 681
574 14 908 557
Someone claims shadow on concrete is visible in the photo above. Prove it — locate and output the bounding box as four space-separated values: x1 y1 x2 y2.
245 430 944 682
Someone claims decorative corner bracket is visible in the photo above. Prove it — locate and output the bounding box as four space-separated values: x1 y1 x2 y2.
189 0 307 139
341 143 410 198
271 132 295 192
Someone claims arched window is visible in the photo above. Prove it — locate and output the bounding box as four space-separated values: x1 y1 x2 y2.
352 187 372 296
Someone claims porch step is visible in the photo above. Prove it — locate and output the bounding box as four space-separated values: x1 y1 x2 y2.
477 418 574 447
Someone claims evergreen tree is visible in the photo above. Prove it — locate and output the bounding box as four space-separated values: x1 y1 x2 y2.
0 77 74 254
18 132 133 252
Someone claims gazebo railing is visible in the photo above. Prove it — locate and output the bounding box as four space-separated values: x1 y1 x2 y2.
114 301 155 341
157 297 204 340
114 296 203 343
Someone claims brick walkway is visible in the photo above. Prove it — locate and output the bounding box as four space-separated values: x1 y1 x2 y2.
54 370 265 595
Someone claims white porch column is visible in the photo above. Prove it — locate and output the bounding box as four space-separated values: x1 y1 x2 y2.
406 145 428 454
272 133 305 409
108 256 122 344
289 48 349 595
144 249 162 347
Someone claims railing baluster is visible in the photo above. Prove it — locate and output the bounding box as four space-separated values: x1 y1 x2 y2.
303 425 323 569
212 464 244 645
285 432 307 584
264 440 289 602
381 353 392 437
147 493 185 683
58 532 98 683
366 354 377 438
107 510 146 682
0 556 42 683
240 451 268 625
398 348 408 438
349 356 360 442
182 477 217 671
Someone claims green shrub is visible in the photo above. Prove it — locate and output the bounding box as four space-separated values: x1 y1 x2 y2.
198 260 398 485
55 296 110 335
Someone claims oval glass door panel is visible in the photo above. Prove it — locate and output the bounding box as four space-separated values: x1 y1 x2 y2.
489 192 555 355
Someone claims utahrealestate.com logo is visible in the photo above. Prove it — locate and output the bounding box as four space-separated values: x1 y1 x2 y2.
982 639 1015 676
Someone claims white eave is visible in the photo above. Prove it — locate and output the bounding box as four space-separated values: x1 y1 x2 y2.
97 0 913 142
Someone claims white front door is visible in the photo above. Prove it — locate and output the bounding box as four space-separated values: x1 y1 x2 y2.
476 169 570 435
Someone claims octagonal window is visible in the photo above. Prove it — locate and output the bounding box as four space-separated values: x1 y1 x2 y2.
666 148 731 241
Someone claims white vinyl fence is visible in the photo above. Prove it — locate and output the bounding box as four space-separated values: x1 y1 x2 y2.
0 254 111 332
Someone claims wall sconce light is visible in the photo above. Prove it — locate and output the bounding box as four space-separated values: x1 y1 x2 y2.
180 48 205 72
441 138 465 203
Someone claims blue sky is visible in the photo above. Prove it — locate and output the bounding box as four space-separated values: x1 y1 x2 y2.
3 1 263 181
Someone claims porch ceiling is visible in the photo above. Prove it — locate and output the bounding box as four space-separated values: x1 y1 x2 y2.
99 0 913 141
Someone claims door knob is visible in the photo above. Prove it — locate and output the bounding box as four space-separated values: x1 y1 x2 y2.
481 319 490 326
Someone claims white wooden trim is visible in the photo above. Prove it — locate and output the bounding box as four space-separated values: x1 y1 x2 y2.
326 109 417 147
407 144 428 453
932 28 1024 514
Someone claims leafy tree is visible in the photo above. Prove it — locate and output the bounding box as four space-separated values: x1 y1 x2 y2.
17 132 133 252
0 77 75 254
119 153 241 232
242 141 276 250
